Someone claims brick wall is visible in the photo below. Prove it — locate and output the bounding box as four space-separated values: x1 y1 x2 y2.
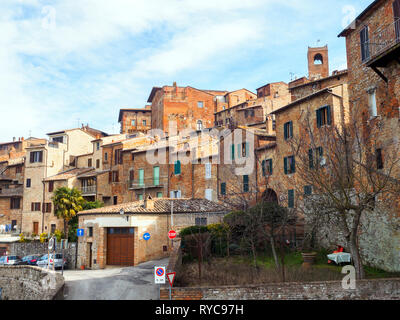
160 278 400 300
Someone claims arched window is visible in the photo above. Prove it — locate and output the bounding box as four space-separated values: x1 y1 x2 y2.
197 120 203 131
314 54 323 65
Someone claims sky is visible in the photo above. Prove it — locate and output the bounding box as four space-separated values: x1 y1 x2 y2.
0 0 372 141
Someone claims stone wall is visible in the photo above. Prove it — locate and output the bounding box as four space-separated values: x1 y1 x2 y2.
0 265 64 300
160 278 400 300
9 242 78 269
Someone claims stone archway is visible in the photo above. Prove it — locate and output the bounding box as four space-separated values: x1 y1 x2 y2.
262 188 278 203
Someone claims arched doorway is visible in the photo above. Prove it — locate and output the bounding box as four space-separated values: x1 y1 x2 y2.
262 188 278 203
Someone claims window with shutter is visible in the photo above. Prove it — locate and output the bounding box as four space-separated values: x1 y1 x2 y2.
243 175 249 192
221 183 226 195
262 160 266 176
174 161 181 175
205 163 212 179
153 166 160 186
288 190 295 208
360 26 370 62
284 157 288 174
231 144 235 161
139 169 144 186
376 148 384 169
304 185 312 195
309 149 314 169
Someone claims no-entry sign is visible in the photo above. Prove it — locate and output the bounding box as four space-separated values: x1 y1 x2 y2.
168 230 177 239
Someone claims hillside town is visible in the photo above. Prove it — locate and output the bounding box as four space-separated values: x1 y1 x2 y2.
0 0 400 302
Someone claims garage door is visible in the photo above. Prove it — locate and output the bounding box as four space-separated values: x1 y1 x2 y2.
107 227 135 266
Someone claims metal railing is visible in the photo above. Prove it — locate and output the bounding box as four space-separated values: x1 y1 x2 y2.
128 180 164 190
81 185 97 195
0 186 23 197
362 18 400 63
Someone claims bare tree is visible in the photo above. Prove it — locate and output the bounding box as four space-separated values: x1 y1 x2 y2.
287 107 400 279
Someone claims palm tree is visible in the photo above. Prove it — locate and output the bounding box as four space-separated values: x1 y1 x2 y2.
52 187 84 237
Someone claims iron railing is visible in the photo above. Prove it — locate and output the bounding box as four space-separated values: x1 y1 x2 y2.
362 18 400 63
81 185 97 195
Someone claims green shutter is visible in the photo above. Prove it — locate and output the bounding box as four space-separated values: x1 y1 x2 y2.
289 121 293 138
309 149 314 169
139 169 144 186
245 142 249 158
262 160 266 176
174 161 181 175
269 159 273 174
153 166 160 186
291 156 296 173
326 105 332 125
316 109 321 128
288 190 295 208
304 185 312 195
284 157 288 174
231 144 235 160
237 144 241 158
243 175 249 192
157 192 163 198
221 183 226 195
284 123 288 140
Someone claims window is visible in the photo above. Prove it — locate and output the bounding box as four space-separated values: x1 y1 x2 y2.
53 136 64 143
205 163 212 179
88 227 93 237
174 160 181 175
88 158 92 167
360 26 370 62
368 89 377 118
111 171 119 182
30 151 43 163
31 202 41 211
240 142 249 158
45 203 52 213
376 148 384 169
220 183 226 195
316 106 332 127
284 156 296 174
153 166 160 186
230 144 235 161
304 185 313 195
170 190 182 199
245 110 249 118
48 181 54 193
96 142 100 151
26 179 31 188
114 149 123 165
139 169 144 186
10 198 20 209
50 224 56 234
96 159 100 169
196 120 203 131
262 159 273 176
272 119 276 131
308 147 324 169
131 119 136 126
113 196 118 205
284 121 293 140
157 192 163 198
205 189 213 201
129 170 134 183
250 110 255 117
197 101 204 108
195 217 207 226
104 152 108 162
288 190 295 208
143 120 147 126
16 166 22 174
138 194 143 200
243 175 249 193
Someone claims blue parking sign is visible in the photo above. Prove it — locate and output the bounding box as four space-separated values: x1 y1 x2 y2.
77 229 84 237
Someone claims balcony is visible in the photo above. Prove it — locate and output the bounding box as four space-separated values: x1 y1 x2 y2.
128 180 164 190
0 186 23 197
363 18 400 73
81 185 97 195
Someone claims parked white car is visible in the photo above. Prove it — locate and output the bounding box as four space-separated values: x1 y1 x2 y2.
37 253 67 270
0 255 22 265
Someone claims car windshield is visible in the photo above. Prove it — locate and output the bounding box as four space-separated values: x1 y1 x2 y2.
9 256 19 260
52 254 63 259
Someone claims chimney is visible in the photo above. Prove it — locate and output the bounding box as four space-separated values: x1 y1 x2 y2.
144 195 154 210
13 137 16 142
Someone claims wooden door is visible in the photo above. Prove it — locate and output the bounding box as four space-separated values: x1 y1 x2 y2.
33 222 39 234
106 228 134 266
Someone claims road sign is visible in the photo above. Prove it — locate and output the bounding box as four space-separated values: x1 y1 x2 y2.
154 266 166 284
167 272 176 287
77 229 84 237
143 232 151 241
48 237 55 250
168 230 177 239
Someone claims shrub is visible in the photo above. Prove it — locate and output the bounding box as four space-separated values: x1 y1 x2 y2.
40 232 48 243
53 229 65 242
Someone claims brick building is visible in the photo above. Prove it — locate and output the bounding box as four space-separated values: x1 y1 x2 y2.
338 0 400 271
77 198 228 269
118 107 152 134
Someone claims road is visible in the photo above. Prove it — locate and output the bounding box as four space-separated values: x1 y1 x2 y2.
62 258 169 300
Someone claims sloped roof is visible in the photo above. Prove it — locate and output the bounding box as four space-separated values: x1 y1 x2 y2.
79 198 230 215
44 168 94 181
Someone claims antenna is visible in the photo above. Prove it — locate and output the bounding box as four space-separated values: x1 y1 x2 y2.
289 72 295 81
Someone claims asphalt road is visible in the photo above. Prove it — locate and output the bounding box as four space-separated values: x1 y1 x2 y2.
62 258 169 300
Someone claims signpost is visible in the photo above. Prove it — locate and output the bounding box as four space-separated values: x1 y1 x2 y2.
167 272 176 300
77 229 84 237
143 232 151 241
154 266 166 284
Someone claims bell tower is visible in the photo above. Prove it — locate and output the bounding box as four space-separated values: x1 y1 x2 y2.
307 45 329 80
